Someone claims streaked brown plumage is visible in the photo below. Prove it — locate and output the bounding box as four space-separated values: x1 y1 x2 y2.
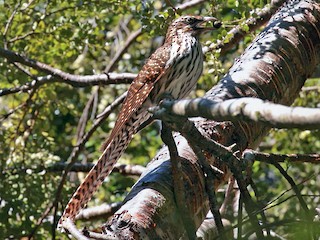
58 15 221 229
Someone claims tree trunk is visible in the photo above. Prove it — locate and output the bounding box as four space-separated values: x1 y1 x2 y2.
102 0 320 239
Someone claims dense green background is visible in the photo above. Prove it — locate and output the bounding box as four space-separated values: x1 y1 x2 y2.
0 0 319 239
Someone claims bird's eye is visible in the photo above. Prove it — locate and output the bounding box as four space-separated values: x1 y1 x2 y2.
185 17 196 24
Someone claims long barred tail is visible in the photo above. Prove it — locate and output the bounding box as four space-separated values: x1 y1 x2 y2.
58 108 151 227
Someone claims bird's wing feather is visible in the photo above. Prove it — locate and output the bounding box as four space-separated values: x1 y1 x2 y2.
101 44 171 149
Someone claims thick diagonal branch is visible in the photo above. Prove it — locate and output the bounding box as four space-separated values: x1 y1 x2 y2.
103 1 320 239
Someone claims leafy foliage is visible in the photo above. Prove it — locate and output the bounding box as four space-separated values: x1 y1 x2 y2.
1 0 319 239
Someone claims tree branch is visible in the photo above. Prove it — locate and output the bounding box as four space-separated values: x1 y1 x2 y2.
45 162 145 176
158 97 320 130
160 124 196 239
244 150 320 164
104 29 142 73
176 0 207 10
155 114 264 238
75 202 122 221
189 140 227 240
0 47 137 96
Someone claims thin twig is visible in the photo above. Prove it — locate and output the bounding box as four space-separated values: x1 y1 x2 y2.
7 88 37 159
244 150 320 164
76 89 97 142
3 2 20 48
0 101 25 121
237 193 243 239
190 141 227 240
104 29 142 73
4 162 145 177
248 178 271 237
28 202 54 239
262 173 316 213
273 164 311 214
176 0 206 10
242 156 271 236
160 123 196 240
75 202 122 221
20 0 35 11
9 31 40 43
272 162 312 220
220 177 235 215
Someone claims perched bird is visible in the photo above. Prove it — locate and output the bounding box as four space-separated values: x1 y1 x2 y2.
58 15 221 229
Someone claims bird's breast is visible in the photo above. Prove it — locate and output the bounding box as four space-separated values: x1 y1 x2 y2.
159 39 203 100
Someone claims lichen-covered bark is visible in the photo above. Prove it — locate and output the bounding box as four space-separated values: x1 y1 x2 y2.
102 1 320 239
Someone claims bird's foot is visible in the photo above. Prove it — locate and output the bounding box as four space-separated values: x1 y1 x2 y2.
158 92 175 104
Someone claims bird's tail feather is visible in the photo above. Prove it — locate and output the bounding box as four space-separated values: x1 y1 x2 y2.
58 108 151 226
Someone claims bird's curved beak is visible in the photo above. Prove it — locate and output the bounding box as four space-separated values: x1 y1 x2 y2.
196 17 222 31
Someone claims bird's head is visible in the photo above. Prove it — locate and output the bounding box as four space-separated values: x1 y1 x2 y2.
167 15 221 37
